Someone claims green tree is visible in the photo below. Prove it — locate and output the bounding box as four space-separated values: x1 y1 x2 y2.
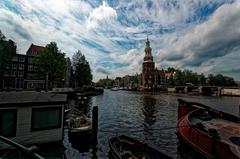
0 30 17 88
198 73 206 86
173 69 185 86
208 74 236 86
72 50 92 87
38 42 66 88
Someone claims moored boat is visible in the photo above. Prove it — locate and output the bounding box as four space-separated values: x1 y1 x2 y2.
67 108 92 136
111 87 119 91
109 135 172 159
176 99 240 159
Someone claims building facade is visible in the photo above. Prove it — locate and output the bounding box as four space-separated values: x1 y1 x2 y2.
2 54 26 89
1 43 72 90
141 37 172 89
25 44 45 89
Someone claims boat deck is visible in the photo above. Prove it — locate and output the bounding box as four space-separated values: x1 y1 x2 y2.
189 110 240 157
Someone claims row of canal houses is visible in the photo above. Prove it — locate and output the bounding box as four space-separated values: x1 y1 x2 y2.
0 91 67 146
1 43 71 90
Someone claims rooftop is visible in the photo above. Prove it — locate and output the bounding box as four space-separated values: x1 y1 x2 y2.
0 91 67 106
26 43 45 55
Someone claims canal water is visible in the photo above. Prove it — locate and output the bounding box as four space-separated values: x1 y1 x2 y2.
57 90 239 158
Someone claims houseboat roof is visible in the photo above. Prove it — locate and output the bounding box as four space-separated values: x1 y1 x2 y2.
0 91 67 106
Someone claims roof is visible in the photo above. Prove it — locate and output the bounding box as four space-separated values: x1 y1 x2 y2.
0 91 67 106
26 44 45 56
234 80 240 86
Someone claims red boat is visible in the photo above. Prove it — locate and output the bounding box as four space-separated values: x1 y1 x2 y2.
176 99 240 159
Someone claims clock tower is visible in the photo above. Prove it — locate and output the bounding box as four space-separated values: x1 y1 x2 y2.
142 37 155 88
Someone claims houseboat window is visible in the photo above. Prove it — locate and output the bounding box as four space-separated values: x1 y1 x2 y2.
0 109 17 137
31 107 62 131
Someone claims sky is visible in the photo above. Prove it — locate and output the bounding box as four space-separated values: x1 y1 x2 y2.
0 0 240 81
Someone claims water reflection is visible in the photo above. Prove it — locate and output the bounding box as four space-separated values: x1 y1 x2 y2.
142 95 156 140
142 95 156 125
62 90 239 159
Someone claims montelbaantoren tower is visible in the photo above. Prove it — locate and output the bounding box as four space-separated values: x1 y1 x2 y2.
142 37 155 88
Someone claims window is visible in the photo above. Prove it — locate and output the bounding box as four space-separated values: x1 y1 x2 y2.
34 66 38 71
19 57 25 62
28 65 33 71
18 71 24 77
12 56 18 62
11 71 16 76
28 57 33 63
4 70 10 76
31 107 62 131
0 109 17 137
18 64 24 70
12 64 17 69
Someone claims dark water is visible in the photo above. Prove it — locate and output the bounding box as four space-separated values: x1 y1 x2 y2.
62 90 239 159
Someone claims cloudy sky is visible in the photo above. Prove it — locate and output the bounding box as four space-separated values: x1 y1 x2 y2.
0 0 240 81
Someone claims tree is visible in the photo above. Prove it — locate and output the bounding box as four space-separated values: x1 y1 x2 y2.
173 69 185 86
0 30 6 40
0 30 17 88
38 42 66 88
198 73 206 86
208 74 237 86
72 50 92 87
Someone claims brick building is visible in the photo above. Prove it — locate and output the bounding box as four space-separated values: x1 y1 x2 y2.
1 43 72 90
141 37 173 89
2 44 45 89
25 44 45 89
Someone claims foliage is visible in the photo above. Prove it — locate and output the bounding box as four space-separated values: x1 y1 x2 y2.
173 68 236 86
207 74 236 86
96 78 113 87
72 50 92 87
38 42 66 83
167 67 175 72
0 30 17 76
173 69 205 86
0 30 6 40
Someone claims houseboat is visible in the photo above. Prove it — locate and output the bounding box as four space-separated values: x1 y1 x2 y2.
176 99 240 159
0 91 67 146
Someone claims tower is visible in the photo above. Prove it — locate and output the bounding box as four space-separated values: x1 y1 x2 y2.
142 37 155 88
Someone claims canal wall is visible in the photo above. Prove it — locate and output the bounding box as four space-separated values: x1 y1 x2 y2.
221 88 240 96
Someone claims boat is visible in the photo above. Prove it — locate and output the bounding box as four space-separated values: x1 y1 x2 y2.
176 98 240 159
67 108 92 136
111 87 120 91
109 135 172 159
0 135 44 159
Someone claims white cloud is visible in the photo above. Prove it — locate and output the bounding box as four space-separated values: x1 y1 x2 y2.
157 1 240 78
0 0 239 81
86 1 117 30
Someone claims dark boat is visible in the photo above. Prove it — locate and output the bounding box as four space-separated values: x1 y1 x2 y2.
67 108 92 137
0 135 44 159
109 135 172 159
176 99 240 159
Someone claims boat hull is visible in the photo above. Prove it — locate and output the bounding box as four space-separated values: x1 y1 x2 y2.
109 135 172 159
176 99 240 159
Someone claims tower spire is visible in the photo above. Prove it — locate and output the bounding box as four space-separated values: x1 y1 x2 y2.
144 35 153 62
146 35 150 47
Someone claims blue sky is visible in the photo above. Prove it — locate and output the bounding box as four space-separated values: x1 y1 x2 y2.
0 0 240 81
